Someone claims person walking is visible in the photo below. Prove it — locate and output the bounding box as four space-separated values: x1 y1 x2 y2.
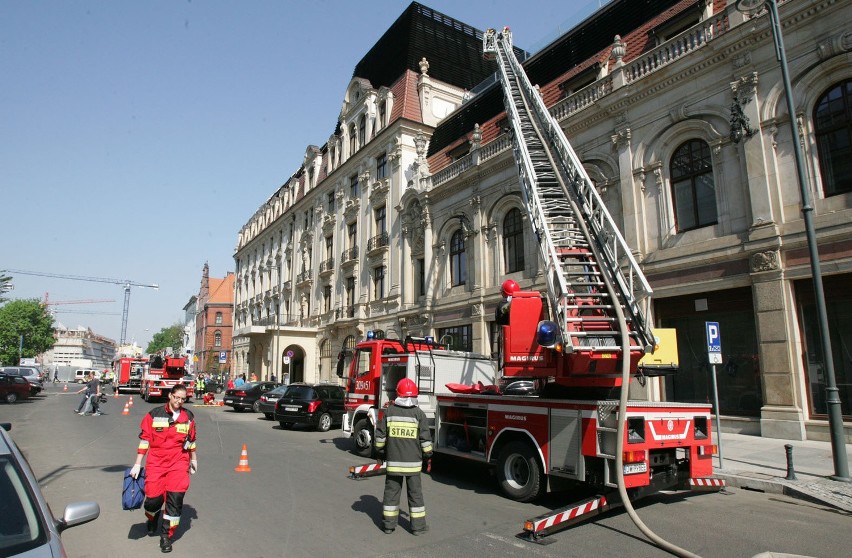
129 384 197 553
374 378 433 535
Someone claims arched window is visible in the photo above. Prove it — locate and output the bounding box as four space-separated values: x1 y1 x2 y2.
503 208 525 273
359 115 366 146
814 79 852 196
214 330 222 347
349 124 357 155
670 139 717 232
450 230 466 286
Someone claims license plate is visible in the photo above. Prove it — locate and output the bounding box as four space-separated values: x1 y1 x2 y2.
224 399 233 404
623 462 648 475
285 406 299 412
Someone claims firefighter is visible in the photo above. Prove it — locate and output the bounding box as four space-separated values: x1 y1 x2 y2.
375 378 433 535
129 384 197 553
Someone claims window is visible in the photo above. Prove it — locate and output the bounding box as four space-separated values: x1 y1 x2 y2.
359 115 366 146
323 285 332 313
503 208 525 273
378 100 386 129
416 257 425 298
373 266 385 299
437 324 473 352
214 330 222 347
346 276 356 316
307 166 315 189
350 174 360 198
215 312 223 325
670 139 717 232
325 235 333 258
327 191 335 213
348 222 357 248
349 124 357 154
375 206 386 234
814 79 852 196
376 152 388 180
450 230 466 286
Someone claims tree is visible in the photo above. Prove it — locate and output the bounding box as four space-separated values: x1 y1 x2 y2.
146 323 184 354
0 299 55 366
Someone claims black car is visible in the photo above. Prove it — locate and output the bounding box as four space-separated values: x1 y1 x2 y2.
257 385 291 419
223 381 281 412
274 383 345 432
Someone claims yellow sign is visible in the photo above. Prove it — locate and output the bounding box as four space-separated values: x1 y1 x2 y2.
193 355 199 362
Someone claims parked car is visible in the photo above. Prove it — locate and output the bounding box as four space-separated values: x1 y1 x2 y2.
274 383 346 432
200 376 225 394
0 374 31 404
257 385 292 419
223 381 281 412
0 367 43 395
0 422 100 556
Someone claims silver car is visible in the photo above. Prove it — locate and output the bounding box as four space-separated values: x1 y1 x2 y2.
0 422 99 556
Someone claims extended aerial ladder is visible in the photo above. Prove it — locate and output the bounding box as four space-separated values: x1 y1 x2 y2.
483 28 655 377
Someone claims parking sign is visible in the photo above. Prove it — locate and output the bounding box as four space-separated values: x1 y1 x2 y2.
705 322 722 364
219 351 227 364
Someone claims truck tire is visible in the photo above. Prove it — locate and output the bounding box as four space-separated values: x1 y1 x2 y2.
496 441 544 502
352 418 374 457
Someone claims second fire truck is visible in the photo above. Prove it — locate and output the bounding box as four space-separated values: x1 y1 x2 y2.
140 353 193 402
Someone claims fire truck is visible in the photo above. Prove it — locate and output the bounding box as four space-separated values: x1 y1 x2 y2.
112 356 146 394
140 354 193 402
340 333 497 457
347 28 723 542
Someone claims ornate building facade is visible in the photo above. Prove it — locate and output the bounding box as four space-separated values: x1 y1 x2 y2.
234 0 851 441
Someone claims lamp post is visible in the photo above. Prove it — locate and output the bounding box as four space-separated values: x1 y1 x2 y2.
735 0 849 481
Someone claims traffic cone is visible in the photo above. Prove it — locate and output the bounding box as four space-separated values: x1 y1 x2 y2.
234 444 252 472
114 390 119 398
63 384 68 392
128 396 134 406
122 402 130 416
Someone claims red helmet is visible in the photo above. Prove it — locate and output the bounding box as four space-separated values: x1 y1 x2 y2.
501 279 520 298
396 378 418 397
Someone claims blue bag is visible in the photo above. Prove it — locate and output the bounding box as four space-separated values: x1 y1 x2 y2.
122 467 145 510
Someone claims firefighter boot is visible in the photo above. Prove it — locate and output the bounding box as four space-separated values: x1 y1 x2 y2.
160 535 172 553
146 511 161 536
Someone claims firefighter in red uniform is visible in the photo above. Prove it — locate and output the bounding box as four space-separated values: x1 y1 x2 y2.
375 378 433 535
129 384 197 553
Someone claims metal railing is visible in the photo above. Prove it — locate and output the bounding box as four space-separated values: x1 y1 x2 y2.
366 232 389 251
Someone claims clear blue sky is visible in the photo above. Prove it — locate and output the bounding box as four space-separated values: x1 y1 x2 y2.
1 0 604 348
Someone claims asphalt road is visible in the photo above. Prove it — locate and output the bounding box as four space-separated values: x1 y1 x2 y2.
1 385 849 558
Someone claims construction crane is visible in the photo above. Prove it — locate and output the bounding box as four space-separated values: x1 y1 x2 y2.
2 269 158 345
43 294 116 306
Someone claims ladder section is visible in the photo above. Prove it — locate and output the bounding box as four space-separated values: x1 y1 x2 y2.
484 28 654 357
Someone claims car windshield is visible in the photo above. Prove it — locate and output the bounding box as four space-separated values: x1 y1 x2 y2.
0 456 47 554
285 385 317 399
240 382 260 390
268 386 290 396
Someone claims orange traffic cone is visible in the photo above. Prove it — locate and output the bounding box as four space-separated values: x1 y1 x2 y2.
128 396 134 406
234 444 252 472
122 403 130 416
63 384 68 392
114 390 119 398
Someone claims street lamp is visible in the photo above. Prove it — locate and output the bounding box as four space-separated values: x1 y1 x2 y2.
735 0 849 481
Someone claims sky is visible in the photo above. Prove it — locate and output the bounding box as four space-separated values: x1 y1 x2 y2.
1 0 607 349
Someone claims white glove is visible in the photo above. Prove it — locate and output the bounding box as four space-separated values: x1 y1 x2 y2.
189 459 198 475
130 463 141 479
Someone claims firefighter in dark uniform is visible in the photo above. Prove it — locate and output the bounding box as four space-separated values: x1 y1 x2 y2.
375 378 433 535
129 384 197 553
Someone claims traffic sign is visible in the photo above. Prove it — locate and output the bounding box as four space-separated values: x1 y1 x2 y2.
218 351 227 364
706 322 722 364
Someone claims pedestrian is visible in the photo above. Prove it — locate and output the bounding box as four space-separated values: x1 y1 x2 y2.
129 384 197 553
226 376 235 390
52 368 59 383
194 375 204 400
249 372 257 382
375 378 433 535
75 373 93 414
270 373 277 383
235 374 245 387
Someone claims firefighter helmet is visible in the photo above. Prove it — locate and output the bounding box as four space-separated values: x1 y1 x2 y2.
501 279 520 298
396 378 418 397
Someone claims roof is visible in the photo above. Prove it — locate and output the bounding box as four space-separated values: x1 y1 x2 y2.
207 273 234 305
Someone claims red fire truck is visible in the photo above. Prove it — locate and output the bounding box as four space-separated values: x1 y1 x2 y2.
112 356 146 394
140 354 193 402
346 27 723 542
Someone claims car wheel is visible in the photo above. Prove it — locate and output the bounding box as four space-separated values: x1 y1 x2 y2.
5 393 17 404
252 401 261 413
495 441 544 502
353 419 374 457
316 412 332 432
264 413 273 420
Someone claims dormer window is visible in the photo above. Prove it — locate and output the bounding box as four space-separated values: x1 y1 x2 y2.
447 143 470 161
649 6 701 45
559 65 599 99
378 101 387 130
349 124 357 155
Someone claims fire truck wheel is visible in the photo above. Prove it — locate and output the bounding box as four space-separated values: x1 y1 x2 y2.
352 419 374 458
496 441 544 502
316 412 332 432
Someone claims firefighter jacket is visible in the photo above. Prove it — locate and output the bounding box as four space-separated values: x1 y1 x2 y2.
138 405 196 480
375 400 433 476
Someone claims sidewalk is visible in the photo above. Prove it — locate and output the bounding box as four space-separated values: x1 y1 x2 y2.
712 432 852 513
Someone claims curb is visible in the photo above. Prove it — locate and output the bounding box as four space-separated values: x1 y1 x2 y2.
716 472 852 513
